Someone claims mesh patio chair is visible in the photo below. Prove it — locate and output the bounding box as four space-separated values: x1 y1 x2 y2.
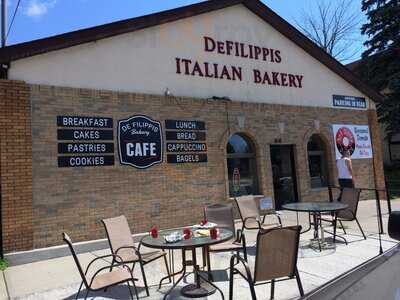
102 215 171 296
203 204 247 275
235 195 282 235
320 188 366 241
229 226 304 300
62 233 139 300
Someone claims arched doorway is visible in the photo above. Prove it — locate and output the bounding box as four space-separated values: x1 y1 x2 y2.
226 133 259 197
307 134 330 188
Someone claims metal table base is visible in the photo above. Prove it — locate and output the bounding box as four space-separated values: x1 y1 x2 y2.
160 248 224 299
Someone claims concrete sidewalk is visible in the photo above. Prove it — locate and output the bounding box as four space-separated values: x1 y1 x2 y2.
0 199 398 300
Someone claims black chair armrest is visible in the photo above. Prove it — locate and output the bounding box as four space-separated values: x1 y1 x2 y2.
114 245 142 261
230 254 253 283
274 212 283 226
240 230 246 248
85 253 124 275
115 245 139 255
235 229 242 242
235 228 246 244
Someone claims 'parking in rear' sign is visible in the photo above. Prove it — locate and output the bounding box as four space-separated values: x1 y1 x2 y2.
118 115 163 169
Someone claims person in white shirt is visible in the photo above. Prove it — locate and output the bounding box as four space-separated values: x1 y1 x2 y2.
336 149 354 188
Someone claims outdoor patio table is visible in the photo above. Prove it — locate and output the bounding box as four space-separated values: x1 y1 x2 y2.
141 227 233 299
282 202 348 251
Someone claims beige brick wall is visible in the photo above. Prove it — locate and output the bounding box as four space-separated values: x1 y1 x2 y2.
28 84 379 249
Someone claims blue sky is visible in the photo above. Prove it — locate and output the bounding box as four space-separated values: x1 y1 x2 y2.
4 0 366 62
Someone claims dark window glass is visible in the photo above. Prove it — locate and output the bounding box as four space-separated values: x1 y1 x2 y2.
307 135 328 188
227 134 259 196
227 134 252 154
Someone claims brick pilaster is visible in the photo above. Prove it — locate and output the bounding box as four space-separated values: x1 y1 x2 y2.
0 79 33 252
368 109 386 200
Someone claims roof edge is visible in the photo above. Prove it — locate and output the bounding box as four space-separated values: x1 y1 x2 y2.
242 0 384 103
0 0 242 63
0 0 384 103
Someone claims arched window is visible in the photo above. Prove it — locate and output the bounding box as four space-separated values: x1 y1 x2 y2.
307 134 329 188
227 133 259 196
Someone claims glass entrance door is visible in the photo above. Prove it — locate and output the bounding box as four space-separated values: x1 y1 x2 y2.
270 145 299 210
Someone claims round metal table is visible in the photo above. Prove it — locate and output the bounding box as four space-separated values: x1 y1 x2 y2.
282 202 348 251
141 227 233 299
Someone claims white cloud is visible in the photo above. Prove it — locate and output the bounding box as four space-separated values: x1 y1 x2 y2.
25 0 56 18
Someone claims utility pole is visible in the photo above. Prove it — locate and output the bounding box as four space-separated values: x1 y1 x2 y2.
1 0 6 47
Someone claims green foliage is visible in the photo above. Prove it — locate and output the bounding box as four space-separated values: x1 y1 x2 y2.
385 164 400 198
361 0 400 57
359 0 400 137
0 259 8 270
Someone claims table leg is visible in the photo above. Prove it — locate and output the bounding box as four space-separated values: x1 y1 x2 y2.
159 249 183 288
180 247 219 298
319 213 325 244
312 213 322 252
193 249 200 289
162 250 187 300
322 214 348 245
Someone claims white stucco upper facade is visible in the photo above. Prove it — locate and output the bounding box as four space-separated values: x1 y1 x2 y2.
9 4 372 109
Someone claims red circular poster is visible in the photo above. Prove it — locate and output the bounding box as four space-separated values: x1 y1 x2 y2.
335 127 355 156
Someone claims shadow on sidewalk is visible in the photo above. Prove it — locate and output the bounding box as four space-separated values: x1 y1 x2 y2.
63 285 145 300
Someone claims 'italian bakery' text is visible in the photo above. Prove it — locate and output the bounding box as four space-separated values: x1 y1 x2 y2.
175 36 304 88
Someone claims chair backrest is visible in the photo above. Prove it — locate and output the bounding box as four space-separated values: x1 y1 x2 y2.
235 195 260 222
337 188 361 220
102 215 135 256
62 233 89 288
204 203 235 233
254 226 301 282
253 195 275 213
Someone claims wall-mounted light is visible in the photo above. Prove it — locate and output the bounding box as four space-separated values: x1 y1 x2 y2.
314 119 320 131
164 87 172 97
211 96 231 101
278 122 285 135
237 114 245 129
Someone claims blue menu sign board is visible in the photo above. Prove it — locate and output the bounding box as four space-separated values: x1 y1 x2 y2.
333 95 367 109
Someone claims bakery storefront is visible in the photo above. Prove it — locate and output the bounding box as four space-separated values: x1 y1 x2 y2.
0 0 385 252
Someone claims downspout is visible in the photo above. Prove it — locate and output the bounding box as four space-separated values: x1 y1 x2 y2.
0 142 2 259
0 61 7 259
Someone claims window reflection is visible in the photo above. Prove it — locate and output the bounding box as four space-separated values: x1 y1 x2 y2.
227 133 259 196
307 135 329 188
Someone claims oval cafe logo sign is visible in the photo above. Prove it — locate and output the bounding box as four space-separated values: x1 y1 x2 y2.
118 115 163 169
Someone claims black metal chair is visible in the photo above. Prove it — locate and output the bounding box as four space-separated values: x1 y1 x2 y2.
321 188 366 241
229 226 303 300
102 215 171 296
203 203 247 276
62 232 139 300
234 195 282 235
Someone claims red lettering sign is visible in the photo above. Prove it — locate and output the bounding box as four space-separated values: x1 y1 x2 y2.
174 36 304 89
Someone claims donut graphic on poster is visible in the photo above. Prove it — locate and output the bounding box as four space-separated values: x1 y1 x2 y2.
335 126 355 156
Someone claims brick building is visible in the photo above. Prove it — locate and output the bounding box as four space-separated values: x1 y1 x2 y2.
0 0 385 253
